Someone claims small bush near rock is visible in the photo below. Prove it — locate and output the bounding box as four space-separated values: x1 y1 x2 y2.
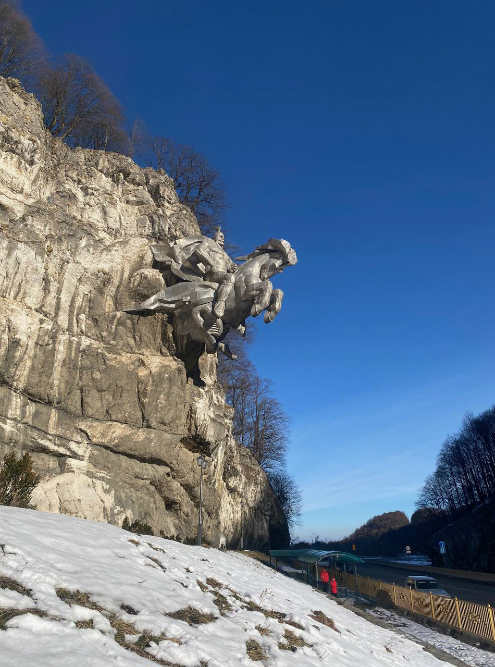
0 452 39 508
122 517 154 535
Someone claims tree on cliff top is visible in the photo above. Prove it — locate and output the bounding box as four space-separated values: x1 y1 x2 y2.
37 54 126 149
0 451 40 508
146 135 228 236
0 0 45 79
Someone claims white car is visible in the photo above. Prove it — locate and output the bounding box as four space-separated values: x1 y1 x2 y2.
405 575 450 597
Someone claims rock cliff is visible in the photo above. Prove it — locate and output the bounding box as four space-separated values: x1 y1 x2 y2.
0 76 289 548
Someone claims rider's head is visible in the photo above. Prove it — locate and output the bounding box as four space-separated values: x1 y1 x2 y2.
214 226 225 248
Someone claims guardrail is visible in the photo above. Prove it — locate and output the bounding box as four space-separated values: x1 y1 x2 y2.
332 567 495 643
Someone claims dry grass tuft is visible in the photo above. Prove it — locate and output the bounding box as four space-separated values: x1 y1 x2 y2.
227 587 284 620
278 629 310 651
284 619 304 630
135 632 166 650
168 605 216 626
256 624 272 636
128 539 140 546
0 576 32 597
197 579 209 592
111 619 175 665
75 619 94 629
147 543 165 554
146 556 167 572
246 639 267 661
206 577 223 589
309 610 341 633
211 591 233 614
56 588 104 612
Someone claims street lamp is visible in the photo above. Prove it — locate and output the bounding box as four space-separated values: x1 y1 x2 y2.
240 499 245 550
196 455 209 546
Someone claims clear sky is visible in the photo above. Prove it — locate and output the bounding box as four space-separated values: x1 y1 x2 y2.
23 0 495 539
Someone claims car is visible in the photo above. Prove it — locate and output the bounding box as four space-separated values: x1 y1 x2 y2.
405 575 450 597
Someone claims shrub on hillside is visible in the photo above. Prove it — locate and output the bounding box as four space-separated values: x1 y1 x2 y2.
122 517 153 535
0 452 40 508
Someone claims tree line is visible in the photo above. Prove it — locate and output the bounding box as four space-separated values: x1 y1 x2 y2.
217 331 302 530
0 0 226 236
416 406 495 518
0 0 301 531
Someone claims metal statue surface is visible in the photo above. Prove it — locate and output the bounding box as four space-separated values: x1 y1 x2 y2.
126 227 297 360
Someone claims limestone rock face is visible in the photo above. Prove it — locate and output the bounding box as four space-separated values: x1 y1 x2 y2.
0 77 289 549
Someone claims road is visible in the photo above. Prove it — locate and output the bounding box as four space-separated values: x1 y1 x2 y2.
356 561 495 607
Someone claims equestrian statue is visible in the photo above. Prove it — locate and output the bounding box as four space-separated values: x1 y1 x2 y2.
125 227 297 362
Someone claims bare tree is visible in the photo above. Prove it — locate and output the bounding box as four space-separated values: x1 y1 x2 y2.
0 0 45 79
146 135 228 235
127 117 148 159
268 470 302 529
37 54 125 148
218 332 289 473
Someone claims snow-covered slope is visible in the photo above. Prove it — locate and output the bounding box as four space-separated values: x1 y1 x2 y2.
0 507 450 667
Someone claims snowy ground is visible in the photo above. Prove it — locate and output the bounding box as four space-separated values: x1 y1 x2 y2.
0 507 462 667
369 608 495 667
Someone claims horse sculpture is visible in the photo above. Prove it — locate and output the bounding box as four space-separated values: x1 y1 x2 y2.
125 231 297 361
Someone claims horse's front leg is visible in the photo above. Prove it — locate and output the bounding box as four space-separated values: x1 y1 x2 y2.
264 289 284 323
249 279 273 317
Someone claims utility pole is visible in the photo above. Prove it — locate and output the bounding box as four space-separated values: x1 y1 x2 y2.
196 455 209 546
240 499 245 550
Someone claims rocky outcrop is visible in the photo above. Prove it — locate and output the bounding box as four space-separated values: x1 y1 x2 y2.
0 77 289 548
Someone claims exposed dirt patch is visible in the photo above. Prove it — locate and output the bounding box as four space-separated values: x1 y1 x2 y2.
121 604 139 615
75 619 94 629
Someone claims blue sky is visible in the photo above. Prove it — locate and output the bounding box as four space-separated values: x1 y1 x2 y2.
23 0 495 539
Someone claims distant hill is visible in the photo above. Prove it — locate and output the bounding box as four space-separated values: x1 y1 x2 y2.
346 511 410 541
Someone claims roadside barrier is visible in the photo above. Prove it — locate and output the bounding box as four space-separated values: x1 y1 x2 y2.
332 567 495 643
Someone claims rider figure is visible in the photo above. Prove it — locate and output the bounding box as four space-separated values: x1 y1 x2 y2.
207 227 236 318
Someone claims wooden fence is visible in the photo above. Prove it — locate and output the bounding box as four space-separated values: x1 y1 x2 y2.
332 567 495 642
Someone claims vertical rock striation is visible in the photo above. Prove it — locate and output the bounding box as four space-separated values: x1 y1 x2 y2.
0 77 289 548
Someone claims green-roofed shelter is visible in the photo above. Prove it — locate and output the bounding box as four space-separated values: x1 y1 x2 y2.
269 549 363 564
268 549 363 588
